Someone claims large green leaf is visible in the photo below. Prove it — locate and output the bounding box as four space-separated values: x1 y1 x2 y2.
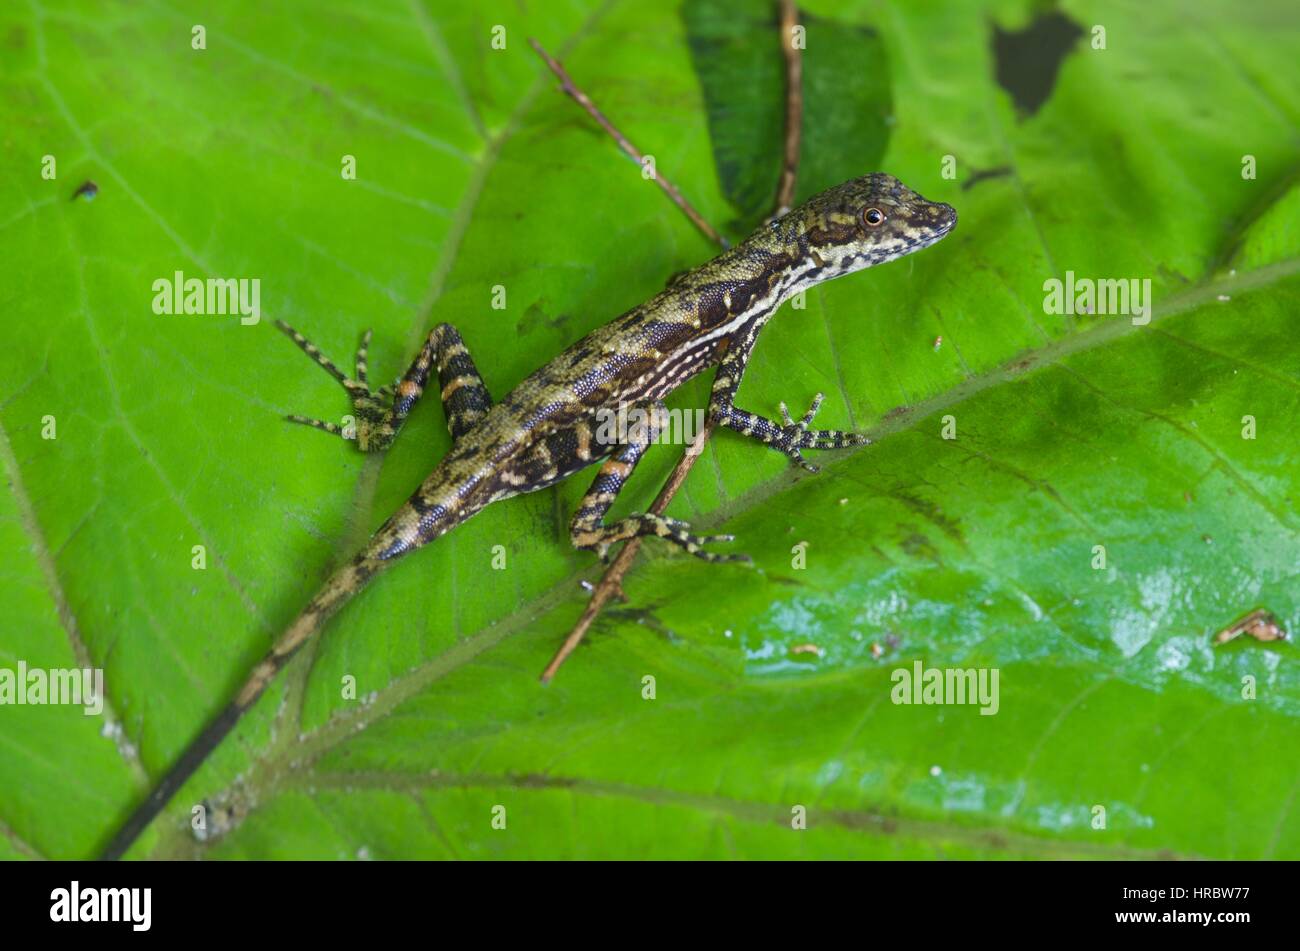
1 0 1297 860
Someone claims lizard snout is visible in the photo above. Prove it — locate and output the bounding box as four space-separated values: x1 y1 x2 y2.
929 201 958 232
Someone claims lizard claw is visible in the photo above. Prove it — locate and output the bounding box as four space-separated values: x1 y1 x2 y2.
791 450 820 473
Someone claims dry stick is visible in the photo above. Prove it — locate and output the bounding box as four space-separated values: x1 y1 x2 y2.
536 10 804 681
774 0 803 215
528 38 728 249
540 425 714 683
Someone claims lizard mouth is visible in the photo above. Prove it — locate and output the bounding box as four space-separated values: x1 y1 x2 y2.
914 202 957 250
930 201 958 233
907 202 957 250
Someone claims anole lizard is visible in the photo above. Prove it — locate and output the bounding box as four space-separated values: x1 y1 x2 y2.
100 173 956 858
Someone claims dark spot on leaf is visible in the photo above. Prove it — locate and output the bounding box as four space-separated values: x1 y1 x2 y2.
517 301 570 337
891 490 964 545
961 165 1013 191
899 531 939 562
766 574 806 587
72 180 99 202
607 605 677 642
991 12 1083 118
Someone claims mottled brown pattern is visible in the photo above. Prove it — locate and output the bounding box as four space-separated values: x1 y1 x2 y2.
364 173 955 563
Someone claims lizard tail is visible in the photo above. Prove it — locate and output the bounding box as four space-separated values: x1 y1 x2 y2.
99 551 388 860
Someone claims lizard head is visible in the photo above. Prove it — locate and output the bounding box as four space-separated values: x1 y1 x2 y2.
771 173 956 277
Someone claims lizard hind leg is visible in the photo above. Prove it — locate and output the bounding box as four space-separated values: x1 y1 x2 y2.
277 320 497 453
285 415 344 437
368 322 495 445
276 320 397 452
276 319 367 397
426 323 493 441
355 329 372 385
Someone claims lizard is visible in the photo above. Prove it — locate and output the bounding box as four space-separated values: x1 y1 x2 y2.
100 172 956 859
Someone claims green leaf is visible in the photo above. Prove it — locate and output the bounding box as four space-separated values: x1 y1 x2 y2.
685 0 893 228
1 0 1297 860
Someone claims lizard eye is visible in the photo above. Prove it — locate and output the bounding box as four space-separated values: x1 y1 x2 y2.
863 207 886 227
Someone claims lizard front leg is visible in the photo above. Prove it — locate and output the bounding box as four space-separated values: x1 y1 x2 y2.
707 328 870 473
276 321 493 451
570 404 747 564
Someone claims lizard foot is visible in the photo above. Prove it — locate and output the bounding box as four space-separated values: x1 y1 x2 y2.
583 513 751 564
775 393 871 472
276 320 401 452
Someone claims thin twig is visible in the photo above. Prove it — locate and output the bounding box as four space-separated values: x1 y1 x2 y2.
538 4 804 682
540 422 714 683
774 0 803 215
528 38 728 249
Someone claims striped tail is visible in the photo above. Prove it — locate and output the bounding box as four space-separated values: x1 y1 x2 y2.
99 552 388 860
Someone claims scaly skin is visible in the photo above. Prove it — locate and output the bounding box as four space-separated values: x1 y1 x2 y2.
100 174 955 859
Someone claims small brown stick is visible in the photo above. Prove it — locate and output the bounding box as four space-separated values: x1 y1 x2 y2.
541 422 715 683
528 38 727 249
774 0 803 216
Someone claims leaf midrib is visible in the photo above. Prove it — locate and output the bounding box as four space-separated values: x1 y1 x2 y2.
251 768 1199 860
